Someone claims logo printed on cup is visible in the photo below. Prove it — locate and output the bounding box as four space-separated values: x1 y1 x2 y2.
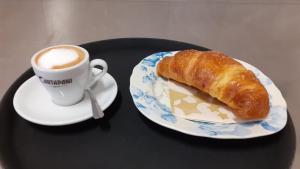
31 45 108 106
38 76 72 87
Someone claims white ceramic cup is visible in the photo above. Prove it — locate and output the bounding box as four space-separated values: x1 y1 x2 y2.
31 45 108 106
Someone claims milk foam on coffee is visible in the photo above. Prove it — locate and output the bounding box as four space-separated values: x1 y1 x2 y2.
36 46 85 69
37 48 79 69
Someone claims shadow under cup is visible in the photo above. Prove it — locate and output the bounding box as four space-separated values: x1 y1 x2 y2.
31 45 98 106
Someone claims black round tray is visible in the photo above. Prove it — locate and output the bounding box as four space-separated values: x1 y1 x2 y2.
0 38 296 169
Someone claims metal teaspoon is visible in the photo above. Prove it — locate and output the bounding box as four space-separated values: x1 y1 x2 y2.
85 88 104 119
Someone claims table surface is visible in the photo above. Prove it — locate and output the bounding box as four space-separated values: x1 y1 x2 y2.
0 0 299 168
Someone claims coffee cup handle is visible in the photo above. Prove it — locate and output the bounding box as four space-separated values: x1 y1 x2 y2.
88 59 108 88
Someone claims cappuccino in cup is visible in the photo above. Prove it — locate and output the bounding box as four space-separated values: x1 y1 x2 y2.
35 45 86 70
31 45 108 106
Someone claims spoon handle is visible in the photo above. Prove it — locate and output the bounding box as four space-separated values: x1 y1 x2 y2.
86 89 104 119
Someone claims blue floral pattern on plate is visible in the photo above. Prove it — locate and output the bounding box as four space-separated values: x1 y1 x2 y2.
130 51 287 139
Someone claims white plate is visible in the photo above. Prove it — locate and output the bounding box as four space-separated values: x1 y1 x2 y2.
129 51 287 139
13 72 118 126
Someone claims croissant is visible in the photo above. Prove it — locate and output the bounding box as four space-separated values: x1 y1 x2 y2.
157 50 269 120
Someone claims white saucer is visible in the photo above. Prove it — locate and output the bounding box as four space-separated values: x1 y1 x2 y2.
13 73 118 126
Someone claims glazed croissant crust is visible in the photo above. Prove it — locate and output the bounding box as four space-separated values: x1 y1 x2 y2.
157 50 269 120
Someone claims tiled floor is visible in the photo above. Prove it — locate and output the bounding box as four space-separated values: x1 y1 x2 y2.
0 0 299 168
